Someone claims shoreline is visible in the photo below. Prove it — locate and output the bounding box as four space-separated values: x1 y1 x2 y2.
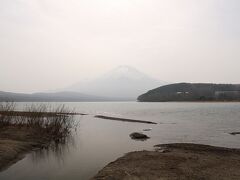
92 143 240 180
0 104 76 172
0 126 51 172
0 110 87 116
138 100 240 103
2 132 240 179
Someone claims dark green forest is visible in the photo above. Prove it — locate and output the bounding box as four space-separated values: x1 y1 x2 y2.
138 83 240 102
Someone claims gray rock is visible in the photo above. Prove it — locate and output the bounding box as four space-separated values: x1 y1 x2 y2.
229 132 240 135
130 132 150 140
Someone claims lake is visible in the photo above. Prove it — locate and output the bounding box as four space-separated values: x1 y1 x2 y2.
0 102 240 180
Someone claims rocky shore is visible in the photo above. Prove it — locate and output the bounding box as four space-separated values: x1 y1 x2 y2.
92 143 240 180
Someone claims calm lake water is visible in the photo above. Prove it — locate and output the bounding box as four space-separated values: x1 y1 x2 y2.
1 102 240 180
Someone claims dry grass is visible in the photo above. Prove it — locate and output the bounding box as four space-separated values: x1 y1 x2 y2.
0 102 76 141
0 102 78 171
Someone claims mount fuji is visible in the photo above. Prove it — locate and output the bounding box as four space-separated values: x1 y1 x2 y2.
66 66 166 100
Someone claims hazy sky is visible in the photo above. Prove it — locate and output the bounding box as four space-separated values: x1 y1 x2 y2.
0 0 239 93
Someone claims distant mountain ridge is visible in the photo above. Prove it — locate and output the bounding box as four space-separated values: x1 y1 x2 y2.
0 91 111 102
0 66 166 102
66 66 165 100
138 83 240 102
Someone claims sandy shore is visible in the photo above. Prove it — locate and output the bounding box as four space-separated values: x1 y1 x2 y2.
92 143 240 180
0 126 50 172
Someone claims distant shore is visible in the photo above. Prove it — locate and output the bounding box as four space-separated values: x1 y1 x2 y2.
138 83 240 102
92 143 240 180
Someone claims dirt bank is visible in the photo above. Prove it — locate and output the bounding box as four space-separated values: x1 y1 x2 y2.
0 126 51 172
92 143 240 180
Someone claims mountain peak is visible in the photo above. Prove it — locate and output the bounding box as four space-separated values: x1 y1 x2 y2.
104 65 147 80
66 66 166 99
114 65 138 72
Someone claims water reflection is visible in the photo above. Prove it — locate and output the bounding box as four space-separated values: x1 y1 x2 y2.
31 134 76 165
29 116 80 166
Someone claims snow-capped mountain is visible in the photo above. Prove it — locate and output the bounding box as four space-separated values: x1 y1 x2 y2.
101 66 148 80
66 66 166 100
